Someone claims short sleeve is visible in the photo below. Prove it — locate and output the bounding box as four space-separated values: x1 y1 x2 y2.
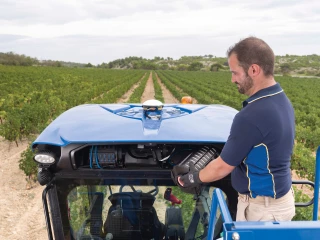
220 113 263 166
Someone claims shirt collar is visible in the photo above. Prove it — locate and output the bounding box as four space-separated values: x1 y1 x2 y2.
242 83 283 108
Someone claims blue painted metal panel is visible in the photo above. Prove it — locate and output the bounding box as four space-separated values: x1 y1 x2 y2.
313 146 320 220
227 221 320 240
32 104 238 147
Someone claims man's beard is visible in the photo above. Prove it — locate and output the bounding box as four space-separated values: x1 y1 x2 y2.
236 75 253 94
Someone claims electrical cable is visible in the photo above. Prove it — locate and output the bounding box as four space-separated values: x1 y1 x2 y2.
95 146 102 169
89 146 93 169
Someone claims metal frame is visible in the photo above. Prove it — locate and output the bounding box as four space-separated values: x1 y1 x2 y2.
42 179 55 240
207 146 320 240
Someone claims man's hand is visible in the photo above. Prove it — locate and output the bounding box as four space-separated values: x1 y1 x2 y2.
171 164 189 186
171 163 202 194
178 163 202 188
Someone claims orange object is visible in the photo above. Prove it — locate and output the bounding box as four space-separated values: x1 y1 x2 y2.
181 96 192 104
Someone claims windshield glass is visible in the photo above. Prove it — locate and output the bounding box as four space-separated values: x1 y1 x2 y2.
67 184 217 240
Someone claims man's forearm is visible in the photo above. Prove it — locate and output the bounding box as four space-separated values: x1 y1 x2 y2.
199 156 235 182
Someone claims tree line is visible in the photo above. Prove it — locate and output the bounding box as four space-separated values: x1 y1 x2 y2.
1 51 320 76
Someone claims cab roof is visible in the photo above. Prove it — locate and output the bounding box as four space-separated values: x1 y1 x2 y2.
32 103 237 147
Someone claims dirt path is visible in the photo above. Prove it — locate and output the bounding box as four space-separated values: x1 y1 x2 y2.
140 72 155 103
117 73 146 103
117 80 141 103
155 73 179 104
0 137 47 240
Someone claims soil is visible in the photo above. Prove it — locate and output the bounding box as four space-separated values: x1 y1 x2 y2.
140 72 155 103
0 137 47 240
155 73 179 104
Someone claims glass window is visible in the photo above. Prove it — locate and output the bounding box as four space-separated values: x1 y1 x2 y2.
67 185 208 240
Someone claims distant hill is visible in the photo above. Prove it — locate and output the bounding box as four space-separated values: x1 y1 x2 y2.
1 51 319 77
0 52 86 68
100 54 320 77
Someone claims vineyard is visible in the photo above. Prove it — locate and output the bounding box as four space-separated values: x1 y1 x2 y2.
0 65 319 234
0 66 319 180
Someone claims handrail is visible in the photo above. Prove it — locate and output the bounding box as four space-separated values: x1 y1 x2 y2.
292 180 314 207
313 146 320 220
207 188 232 240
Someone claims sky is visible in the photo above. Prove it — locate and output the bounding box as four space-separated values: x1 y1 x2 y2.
0 0 320 64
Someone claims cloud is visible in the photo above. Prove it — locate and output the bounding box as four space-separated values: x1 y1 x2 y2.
1 0 319 38
0 34 28 43
0 0 319 63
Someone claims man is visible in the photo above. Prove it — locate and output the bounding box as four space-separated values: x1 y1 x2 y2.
172 37 295 221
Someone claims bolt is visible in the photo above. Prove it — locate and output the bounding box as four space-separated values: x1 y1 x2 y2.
232 232 240 240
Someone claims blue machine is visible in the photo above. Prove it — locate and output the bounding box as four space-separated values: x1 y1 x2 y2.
32 103 237 146
32 101 320 240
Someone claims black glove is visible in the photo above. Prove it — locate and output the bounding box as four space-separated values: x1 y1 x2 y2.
171 164 189 186
171 163 202 194
179 163 202 188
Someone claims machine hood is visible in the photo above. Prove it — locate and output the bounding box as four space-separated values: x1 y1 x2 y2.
32 104 238 147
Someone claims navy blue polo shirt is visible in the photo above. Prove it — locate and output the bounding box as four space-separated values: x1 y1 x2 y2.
220 83 295 199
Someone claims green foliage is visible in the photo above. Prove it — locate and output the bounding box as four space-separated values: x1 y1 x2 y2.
158 63 169 70
103 54 320 76
1 111 21 143
0 110 6 124
152 71 164 102
188 62 204 71
132 60 157 70
19 69 162 182
156 71 189 101
280 63 291 74
19 142 38 179
97 62 109 68
0 52 38 66
107 56 145 69
68 186 91 233
276 54 320 69
292 187 313 221
291 142 315 181
127 72 149 103
210 63 225 72
0 66 145 145
166 187 195 227
176 64 188 71
84 63 94 68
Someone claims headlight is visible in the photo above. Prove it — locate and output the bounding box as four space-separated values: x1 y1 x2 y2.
34 153 56 165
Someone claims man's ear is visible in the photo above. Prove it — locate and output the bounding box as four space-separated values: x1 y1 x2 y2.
248 64 260 77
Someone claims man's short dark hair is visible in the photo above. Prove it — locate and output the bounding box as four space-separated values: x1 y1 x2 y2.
227 37 275 77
